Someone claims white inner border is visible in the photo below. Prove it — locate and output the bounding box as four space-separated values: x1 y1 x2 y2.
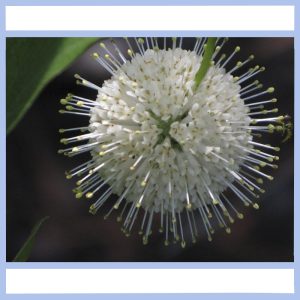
6 269 294 294
5 6 295 31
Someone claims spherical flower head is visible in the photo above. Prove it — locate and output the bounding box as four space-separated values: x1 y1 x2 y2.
59 38 289 247
91 48 251 212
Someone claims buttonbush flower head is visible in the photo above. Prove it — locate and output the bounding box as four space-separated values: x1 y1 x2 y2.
59 38 291 247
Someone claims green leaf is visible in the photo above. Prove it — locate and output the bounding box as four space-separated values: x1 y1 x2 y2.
194 37 217 91
6 37 99 134
13 216 49 262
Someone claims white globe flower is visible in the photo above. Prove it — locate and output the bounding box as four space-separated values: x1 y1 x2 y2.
59 38 290 247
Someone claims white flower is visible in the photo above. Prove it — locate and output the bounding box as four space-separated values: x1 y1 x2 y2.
59 38 289 247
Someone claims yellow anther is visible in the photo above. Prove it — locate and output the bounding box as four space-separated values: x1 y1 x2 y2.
212 199 219 205
60 99 68 105
256 178 264 184
141 181 147 187
237 213 244 219
86 192 94 199
181 241 186 248
248 185 255 191
104 54 110 59
237 61 242 67
99 42 106 48
268 124 275 132
253 203 260 209
66 105 73 110
225 227 231 234
127 49 133 56
76 101 84 107
99 151 105 156
186 203 192 210
267 87 275 93
249 54 255 60
164 240 169 246
92 52 99 59
220 54 226 60
130 166 135 171
75 192 82 199
117 216 122 222
235 46 241 52
72 147 79 152
89 205 96 215
66 174 72 179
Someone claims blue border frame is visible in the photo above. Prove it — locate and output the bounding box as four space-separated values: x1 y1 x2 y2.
2 0 298 299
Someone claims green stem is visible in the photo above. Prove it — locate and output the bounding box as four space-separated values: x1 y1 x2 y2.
193 37 217 91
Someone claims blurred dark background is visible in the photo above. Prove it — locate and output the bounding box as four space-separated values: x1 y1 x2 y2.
6 38 294 262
